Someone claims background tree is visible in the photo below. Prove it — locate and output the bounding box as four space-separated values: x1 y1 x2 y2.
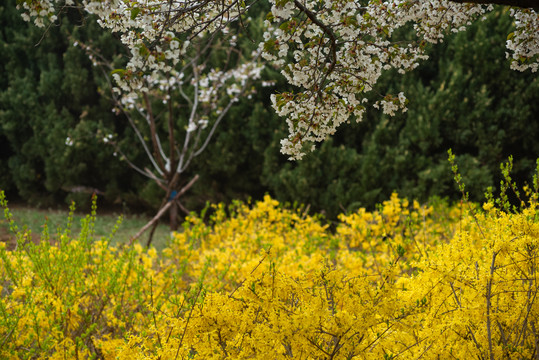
81 29 263 236
0 3 140 208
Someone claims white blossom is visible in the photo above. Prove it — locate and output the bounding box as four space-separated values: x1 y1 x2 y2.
18 0 539 160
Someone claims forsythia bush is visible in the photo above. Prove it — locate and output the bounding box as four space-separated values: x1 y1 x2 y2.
0 164 538 359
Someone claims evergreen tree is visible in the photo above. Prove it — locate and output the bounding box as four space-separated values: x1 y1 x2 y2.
0 2 142 207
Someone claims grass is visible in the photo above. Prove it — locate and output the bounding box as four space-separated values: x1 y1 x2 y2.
0 204 172 251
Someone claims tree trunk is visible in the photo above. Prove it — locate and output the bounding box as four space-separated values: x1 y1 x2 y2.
169 199 178 231
129 174 199 246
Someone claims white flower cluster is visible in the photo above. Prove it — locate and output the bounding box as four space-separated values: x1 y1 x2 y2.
108 45 262 138
17 0 59 27
261 0 500 159
111 60 260 116
20 0 243 95
373 92 408 116
394 1 490 43
198 59 263 106
17 0 539 160
102 134 114 143
507 8 539 72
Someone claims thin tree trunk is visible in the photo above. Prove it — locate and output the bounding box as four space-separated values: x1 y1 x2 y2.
146 220 160 248
169 200 178 231
130 175 199 245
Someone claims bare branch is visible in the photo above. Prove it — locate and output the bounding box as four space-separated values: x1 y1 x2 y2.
129 174 199 244
486 251 498 360
293 0 337 83
177 60 200 173
93 60 166 177
168 86 176 172
142 92 168 175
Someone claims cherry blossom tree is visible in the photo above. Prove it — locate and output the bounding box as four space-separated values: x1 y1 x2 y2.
72 31 262 241
17 0 538 162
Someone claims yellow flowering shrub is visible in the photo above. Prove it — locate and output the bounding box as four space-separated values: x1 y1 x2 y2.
1 171 538 359
400 202 539 359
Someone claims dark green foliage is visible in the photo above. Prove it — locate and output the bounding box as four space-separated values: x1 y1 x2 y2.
260 7 539 218
1 4 537 220
0 3 143 208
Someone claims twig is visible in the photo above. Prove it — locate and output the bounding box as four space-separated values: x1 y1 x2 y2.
174 283 205 360
228 248 271 298
486 251 498 360
293 0 337 82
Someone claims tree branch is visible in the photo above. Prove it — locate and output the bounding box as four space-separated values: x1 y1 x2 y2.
177 60 200 173
168 86 176 173
143 92 168 175
90 56 166 177
449 0 538 9
293 0 337 76
129 174 199 244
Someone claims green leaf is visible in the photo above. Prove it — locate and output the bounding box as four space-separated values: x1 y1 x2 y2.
130 7 141 20
263 39 276 53
396 244 405 257
111 69 125 76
